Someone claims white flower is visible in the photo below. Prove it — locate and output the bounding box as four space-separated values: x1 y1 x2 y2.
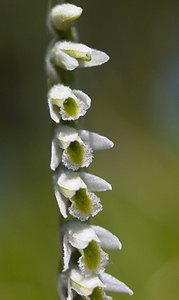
48 84 91 123
54 169 111 220
57 269 133 300
58 269 105 300
56 170 103 221
50 125 114 171
62 220 121 275
50 4 82 31
68 268 104 299
52 41 109 71
51 125 93 171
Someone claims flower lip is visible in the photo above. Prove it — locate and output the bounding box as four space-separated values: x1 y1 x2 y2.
69 188 102 221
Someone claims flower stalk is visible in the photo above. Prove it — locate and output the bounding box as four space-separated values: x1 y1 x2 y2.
46 1 133 299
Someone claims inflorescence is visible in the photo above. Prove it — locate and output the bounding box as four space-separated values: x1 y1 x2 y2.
46 2 133 299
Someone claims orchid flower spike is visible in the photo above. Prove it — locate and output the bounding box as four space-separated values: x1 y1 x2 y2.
46 2 133 299
50 125 114 171
48 84 91 123
51 41 109 71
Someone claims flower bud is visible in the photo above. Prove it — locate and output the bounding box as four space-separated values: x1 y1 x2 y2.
50 4 82 31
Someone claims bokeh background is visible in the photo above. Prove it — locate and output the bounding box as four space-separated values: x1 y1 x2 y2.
1 0 179 299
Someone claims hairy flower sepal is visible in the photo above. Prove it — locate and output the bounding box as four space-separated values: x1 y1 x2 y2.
62 220 121 275
50 4 82 32
52 41 109 71
100 273 134 296
51 125 114 171
48 84 91 123
54 169 112 220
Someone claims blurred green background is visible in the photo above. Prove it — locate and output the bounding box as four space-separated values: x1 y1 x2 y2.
1 0 179 299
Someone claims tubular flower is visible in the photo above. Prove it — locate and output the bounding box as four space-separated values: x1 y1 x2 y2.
46 2 133 300
51 41 109 71
48 84 91 123
53 169 111 220
62 220 121 275
50 125 113 171
57 268 133 300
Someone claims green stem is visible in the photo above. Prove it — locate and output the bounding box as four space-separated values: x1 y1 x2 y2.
47 1 80 299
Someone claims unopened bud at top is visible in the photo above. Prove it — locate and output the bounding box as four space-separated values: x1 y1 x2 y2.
50 4 82 31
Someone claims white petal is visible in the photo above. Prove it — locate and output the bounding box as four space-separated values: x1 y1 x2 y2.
78 130 114 150
92 226 122 250
57 170 86 198
48 101 60 123
63 233 73 271
48 84 72 122
50 4 82 31
78 49 109 68
53 47 79 71
53 42 109 71
59 42 92 61
49 84 70 98
48 95 60 123
54 186 67 218
66 220 99 249
50 139 62 170
100 273 134 296
79 172 112 191
49 84 71 103
70 269 104 296
73 89 91 109
56 125 78 149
